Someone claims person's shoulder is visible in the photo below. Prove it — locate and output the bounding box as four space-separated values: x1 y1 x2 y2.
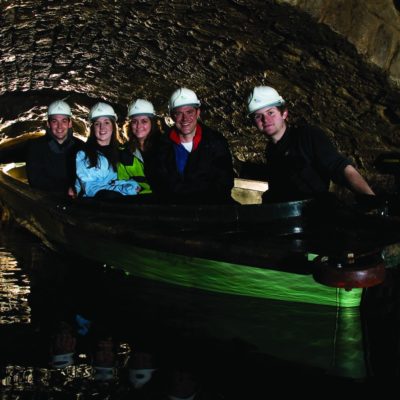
149 130 163 145
200 124 227 142
73 135 85 143
29 134 48 145
291 124 328 141
27 135 49 153
76 149 86 159
291 124 324 134
72 135 86 147
118 145 134 164
118 144 129 153
158 130 173 145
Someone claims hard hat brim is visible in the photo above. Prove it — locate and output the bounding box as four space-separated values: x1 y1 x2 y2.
91 115 117 122
248 100 285 116
170 103 200 113
48 114 72 118
128 113 155 118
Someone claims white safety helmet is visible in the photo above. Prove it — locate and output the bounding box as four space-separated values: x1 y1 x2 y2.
89 102 118 121
48 100 72 118
247 86 285 115
168 87 201 113
127 99 155 118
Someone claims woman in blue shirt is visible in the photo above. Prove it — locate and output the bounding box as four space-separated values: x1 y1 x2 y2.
75 102 141 198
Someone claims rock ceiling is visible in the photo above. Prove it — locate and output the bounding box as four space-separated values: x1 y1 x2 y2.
0 0 400 192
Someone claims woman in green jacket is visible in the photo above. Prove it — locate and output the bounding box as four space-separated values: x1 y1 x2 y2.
118 99 161 195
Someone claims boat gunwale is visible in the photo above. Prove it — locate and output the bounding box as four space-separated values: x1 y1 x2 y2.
0 162 316 226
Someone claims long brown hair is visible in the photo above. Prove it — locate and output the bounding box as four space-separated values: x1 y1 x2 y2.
83 119 121 171
123 117 162 154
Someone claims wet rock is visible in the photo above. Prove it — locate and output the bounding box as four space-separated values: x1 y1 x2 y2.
0 0 399 193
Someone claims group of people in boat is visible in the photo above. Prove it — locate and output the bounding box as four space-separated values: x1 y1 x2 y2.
26 85 375 204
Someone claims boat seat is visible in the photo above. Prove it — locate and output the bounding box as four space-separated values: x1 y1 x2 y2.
232 178 268 205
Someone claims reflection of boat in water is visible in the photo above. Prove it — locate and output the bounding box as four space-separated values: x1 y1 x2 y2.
0 231 387 383
1 160 400 309
120 275 370 380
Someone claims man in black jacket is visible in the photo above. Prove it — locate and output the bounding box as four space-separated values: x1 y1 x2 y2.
247 86 375 202
26 100 84 196
153 87 235 204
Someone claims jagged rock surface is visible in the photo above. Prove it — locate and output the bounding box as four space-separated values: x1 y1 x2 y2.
0 0 399 193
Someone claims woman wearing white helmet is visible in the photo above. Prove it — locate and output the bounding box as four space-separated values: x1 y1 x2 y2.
75 102 141 198
117 99 161 195
247 85 374 202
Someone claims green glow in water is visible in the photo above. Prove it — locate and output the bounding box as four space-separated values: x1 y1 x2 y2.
77 237 362 308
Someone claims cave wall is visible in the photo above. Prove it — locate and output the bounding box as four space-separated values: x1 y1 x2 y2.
279 0 400 88
0 0 400 192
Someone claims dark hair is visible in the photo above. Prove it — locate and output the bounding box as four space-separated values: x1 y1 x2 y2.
123 116 162 153
84 118 121 171
48 116 72 122
249 104 288 126
277 104 288 114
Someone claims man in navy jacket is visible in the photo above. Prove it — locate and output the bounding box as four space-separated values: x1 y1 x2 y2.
26 100 84 196
153 88 235 204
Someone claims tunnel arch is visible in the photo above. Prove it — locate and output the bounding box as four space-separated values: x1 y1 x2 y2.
0 0 400 192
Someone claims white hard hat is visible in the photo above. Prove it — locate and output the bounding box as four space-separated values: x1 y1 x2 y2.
48 100 72 117
168 87 201 113
247 86 285 115
89 102 118 121
127 99 155 118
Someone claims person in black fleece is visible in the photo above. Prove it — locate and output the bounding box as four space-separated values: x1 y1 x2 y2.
246 86 375 203
153 87 235 205
26 100 84 196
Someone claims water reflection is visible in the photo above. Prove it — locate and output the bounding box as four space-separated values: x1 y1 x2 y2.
0 245 30 325
0 226 230 398
1 224 400 397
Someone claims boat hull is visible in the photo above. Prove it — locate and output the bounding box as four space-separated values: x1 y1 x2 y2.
2 162 400 380
1 162 400 310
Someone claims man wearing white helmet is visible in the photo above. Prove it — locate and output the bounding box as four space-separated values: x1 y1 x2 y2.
247 86 374 202
117 99 161 196
154 87 235 204
26 99 84 195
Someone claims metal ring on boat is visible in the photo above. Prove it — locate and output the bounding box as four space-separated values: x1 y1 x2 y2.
312 252 386 289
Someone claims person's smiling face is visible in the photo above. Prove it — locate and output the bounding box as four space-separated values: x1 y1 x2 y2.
48 115 72 144
253 106 288 143
172 106 200 141
93 117 113 146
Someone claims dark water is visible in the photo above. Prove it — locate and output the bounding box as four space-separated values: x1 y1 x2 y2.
1 224 400 398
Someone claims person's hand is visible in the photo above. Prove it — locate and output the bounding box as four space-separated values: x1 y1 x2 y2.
67 186 77 199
